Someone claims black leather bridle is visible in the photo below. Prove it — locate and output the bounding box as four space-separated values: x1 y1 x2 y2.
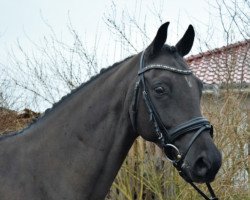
131 50 218 200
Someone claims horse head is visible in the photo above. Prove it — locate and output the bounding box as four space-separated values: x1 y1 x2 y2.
134 22 222 184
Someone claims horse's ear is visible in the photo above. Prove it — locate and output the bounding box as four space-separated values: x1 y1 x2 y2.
175 25 195 57
146 22 170 56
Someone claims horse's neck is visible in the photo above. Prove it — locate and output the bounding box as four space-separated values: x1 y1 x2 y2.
5 57 138 199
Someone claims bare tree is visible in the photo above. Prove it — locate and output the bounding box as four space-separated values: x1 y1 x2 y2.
2 20 102 111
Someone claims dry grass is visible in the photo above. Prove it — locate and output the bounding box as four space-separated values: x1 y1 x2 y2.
0 108 39 134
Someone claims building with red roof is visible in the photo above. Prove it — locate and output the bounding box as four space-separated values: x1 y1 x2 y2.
186 40 250 87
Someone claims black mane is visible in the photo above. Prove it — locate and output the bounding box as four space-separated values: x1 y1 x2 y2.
0 55 134 139
162 44 177 53
43 55 133 115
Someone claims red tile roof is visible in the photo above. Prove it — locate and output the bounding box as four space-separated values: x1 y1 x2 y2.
186 40 250 85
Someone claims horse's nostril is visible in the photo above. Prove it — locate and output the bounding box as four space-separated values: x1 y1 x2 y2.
195 157 210 177
190 151 222 183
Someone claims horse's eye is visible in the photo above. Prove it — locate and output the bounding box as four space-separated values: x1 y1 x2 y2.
154 86 165 94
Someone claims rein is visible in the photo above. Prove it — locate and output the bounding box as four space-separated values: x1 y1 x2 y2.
132 51 218 200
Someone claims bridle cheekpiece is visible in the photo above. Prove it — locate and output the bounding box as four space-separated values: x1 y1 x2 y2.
131 50 218 200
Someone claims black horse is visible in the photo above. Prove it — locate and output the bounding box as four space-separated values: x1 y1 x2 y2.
0 22 221 200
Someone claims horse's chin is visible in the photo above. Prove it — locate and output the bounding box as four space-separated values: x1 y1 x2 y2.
180 162 216 183
190 173 216 183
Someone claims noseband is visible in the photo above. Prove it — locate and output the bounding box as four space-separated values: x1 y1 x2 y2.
131 51 218 200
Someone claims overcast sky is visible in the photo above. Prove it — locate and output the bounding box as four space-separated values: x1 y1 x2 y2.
0 0 220 64
0 0 234 111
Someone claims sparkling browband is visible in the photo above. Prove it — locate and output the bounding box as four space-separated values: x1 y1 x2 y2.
138 64 193 75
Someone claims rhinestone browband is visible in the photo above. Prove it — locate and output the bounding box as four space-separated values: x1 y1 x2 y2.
138 64 193 75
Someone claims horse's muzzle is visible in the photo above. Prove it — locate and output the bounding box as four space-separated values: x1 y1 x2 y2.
181 144 222 183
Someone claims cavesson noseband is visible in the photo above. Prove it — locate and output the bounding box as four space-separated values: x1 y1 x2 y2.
131 50 218 200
